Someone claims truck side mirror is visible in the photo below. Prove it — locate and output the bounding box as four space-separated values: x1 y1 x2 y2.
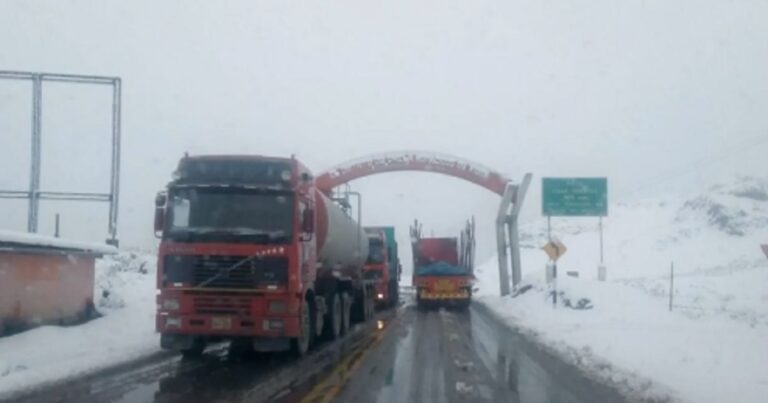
302 209 315 233
154 192 167 237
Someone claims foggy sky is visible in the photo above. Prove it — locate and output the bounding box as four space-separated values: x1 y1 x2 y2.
1 0 767 266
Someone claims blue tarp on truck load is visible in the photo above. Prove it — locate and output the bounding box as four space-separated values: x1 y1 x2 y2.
414 261 469 276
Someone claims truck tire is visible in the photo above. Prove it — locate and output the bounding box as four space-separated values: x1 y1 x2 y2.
365 289 375 321
322 293 342 340
390 281 399 308
291 299 311 357
340 291 351 335
352 289 365 323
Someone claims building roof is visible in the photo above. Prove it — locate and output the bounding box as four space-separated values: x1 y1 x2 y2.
0 230 117 255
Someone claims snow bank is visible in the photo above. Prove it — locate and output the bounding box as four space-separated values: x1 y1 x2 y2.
0 230 117 255
0 251 158 399
474 176 768 403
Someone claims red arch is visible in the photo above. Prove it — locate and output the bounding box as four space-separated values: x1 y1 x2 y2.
315 151 510 196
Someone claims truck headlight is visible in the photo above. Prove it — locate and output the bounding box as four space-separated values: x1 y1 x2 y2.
377 293 384 299
162 298 180 311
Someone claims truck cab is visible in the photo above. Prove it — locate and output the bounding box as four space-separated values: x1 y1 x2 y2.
154 155 314 356
363 227 400 309
154 154 373 358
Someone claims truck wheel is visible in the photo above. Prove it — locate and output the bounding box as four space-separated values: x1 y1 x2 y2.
340 292 351 335
341 292 352 334
351 289 365 323
390 283 399 308
365 290 375 321
291 299 311 357
394 292 400 308
322 293 342 340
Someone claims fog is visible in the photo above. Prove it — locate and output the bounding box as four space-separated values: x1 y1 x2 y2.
1 0 767 267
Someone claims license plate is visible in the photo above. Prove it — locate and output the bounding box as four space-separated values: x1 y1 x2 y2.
434 279 455 292
211 317 232 330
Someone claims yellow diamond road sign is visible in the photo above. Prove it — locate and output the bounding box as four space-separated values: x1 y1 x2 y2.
543 239 567 261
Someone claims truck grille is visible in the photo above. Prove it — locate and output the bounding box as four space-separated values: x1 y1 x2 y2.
191 255 288 288
163 255 289 289
193 295 252 316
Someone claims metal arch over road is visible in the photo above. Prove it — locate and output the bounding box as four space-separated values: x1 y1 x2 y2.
315 151 532 296
316 151 511 196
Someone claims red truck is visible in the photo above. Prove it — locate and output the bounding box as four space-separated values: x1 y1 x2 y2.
363 227 400 309
411 219 475 310
153 155 374 357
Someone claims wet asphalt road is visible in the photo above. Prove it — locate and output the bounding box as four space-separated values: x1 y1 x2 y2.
2 302 629 403
333 303 628 403
3 345 280 403
2 311 391 403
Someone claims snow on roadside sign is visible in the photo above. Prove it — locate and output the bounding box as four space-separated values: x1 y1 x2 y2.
543 239 567 262
761 244 768 259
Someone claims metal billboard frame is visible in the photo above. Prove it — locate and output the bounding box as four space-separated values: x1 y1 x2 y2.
0 71 121 244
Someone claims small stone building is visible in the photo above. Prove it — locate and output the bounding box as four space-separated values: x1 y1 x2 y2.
0 230 116 335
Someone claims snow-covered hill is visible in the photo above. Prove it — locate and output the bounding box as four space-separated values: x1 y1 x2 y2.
475 176 768 403
508 176 768 281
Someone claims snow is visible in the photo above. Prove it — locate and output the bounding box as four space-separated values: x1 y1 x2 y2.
0 251 158 399
474 176 768 403
0 230 118 255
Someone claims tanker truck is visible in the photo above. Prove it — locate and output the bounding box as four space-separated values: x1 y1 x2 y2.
411 219 475 310
153 154 374 357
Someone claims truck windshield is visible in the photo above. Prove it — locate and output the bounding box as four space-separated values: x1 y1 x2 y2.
166 187 293 243
366 239 386 264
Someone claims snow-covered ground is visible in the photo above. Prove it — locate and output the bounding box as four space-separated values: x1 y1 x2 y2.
475 176 768 403
0 252 159 399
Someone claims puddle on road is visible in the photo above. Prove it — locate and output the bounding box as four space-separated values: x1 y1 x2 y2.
370 309 416 403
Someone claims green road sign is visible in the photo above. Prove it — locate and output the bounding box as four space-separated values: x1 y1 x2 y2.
542 177 608 216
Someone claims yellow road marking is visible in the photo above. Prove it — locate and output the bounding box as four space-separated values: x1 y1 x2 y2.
300 327 388 403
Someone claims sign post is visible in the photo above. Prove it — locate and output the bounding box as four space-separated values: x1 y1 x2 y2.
598 216 606 280
542 238 567 307
542 177 608 281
